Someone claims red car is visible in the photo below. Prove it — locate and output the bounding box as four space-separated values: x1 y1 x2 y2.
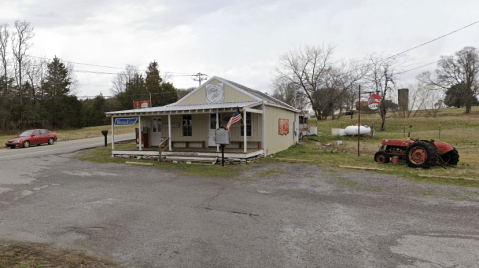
5 129 58 149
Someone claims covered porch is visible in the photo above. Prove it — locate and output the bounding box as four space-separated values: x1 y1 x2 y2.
107 101 266 163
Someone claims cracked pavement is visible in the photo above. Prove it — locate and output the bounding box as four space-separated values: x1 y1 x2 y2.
0 145 479 267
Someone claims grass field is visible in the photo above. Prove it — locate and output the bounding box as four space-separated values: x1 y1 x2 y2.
268 106 479 187
0 125 137 149
74 107 479 188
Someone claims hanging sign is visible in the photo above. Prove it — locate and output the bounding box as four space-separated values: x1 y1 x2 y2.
115 118 138 126
368 94 382 110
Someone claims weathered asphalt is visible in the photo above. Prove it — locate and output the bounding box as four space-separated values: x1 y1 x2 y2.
0 133 135 160
0 140 478 267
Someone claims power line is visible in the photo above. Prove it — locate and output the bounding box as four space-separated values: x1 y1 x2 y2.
381 20 479 64
4 51 199 75
397 61 439 75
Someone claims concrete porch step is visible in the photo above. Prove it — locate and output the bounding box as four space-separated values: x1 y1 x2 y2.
163 156 218 165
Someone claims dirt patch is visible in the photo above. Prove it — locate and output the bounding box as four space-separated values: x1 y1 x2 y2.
0 240 120 268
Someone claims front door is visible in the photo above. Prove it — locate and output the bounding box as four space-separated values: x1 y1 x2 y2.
151 118 162 146
208 114 220 147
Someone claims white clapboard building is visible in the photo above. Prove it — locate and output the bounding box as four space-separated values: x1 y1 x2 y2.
106 76 300 164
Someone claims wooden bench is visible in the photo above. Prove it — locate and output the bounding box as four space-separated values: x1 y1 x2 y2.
230 141 261 149
171 141 205 148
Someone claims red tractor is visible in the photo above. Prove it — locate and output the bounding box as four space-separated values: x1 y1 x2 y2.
374 139 459 168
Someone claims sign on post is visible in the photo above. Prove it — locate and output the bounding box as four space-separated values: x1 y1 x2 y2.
215 128 230 145
114 118 138 126
368 94 382 110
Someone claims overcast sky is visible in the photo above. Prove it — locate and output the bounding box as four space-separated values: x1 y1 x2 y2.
1 0 478 98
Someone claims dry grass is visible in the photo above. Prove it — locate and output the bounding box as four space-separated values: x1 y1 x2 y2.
0 240 119 267
271 106 479 187
311 106 479 168
0 125 137 149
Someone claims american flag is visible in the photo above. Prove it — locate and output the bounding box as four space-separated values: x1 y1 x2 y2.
227 109 242 132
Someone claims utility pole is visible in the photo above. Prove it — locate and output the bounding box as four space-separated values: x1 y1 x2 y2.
192 73 208 86
358 85 361 157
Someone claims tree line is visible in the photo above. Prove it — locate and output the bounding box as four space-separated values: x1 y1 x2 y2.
0 20 182 131
273 45 479 130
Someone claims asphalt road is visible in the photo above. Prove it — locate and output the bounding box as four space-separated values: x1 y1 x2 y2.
0 137 479 267
0 133 135 160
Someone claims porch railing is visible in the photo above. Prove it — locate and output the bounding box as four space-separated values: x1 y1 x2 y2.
158 137 170 162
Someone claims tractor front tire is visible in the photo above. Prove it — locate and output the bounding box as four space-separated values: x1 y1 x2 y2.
440 148 459 166
374 151 390 164
405 141 438 169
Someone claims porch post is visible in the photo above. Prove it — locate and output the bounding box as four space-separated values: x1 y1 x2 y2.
243 109 247 153
111 116 115 151
216 110 220 152
139 115 142 151
262 102 266 156
168 113 172 151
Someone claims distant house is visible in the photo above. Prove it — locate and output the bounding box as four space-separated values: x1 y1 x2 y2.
105 76 301 163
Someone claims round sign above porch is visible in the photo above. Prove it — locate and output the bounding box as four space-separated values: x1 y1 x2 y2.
206 83 225 103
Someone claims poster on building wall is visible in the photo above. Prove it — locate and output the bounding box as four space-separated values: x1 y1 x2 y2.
278 119 289 135
133 100 151 109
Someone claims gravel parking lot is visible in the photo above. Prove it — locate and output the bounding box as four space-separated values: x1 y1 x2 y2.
1 149 479 267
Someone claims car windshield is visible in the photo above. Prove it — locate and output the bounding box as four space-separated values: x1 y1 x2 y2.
19 130 34 137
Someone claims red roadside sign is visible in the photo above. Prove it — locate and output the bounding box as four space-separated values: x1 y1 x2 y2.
368 94 382 110
133 100 150 109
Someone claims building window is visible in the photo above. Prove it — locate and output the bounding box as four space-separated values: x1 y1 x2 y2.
210 114 221 129
183 115 192 136
240 112 251 137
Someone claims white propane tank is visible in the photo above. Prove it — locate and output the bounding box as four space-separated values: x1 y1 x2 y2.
331 128 341 136
344 124 371 136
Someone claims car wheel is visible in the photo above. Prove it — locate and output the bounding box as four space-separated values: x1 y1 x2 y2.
23 141 30 148
48 138 54 145
9 146 14 149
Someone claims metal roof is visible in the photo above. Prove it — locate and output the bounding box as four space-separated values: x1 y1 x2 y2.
174 76 299 112
106 101 262 116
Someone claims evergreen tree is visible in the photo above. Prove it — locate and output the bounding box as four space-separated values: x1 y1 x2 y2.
86 94 107 126
117 73 146 110
444 83 479 108
0 75 14 129
145 61 177 106
41 56 76 129
145 61 162 106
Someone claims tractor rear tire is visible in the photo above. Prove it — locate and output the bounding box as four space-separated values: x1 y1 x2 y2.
405 141 438 169
374 151 390 163
440 148 459 166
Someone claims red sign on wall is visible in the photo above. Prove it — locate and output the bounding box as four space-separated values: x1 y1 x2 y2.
279 119 289 135
133 100 150 109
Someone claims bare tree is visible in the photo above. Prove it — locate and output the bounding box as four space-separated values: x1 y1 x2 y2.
434 47 479 113
322 61 367 119
11 20 34 107
271 77 309 110
0 23 9 78
177 87 195 99
275 45 334 120
66 63 80 96
365 54 403 130
110 64 140 95
275 45 367 120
